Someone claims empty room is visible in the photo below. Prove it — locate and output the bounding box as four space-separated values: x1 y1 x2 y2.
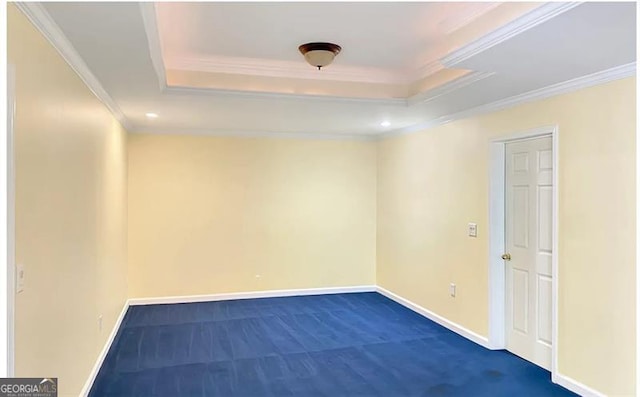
2 1 638 396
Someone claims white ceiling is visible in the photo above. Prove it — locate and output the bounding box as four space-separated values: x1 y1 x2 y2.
34 2 636 138
156 2 499 72
155 2 535 91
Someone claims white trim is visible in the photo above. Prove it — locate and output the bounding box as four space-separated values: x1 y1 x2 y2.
7 64 15 376
412 60 444 82
376 286 492 349
488 139 506 350
441 2 582 67
167 55 453 87
131 127 378 142
438 2 501 35
161 59 636 113
2 64 16 377
551 128 560 379
636 3 640 393
167 54 409 85
162 85 408 107
382 62 636 139
128 285 377 306
470 62 637 115
552 373 606 397
487 126 558 372
407 71 495 106
13 2 131 131
139 2 166 92
0 4 6 378
79 302 129 397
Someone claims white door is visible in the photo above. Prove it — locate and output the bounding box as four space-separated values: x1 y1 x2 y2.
505 136 553 370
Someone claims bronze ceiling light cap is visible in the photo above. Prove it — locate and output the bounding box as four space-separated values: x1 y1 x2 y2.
298 42 342 70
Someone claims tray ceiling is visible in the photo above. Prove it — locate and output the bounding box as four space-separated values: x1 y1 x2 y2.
25 2 637 138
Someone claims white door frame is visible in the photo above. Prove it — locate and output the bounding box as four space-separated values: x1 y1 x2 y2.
488 125 559 378
2 63 16 377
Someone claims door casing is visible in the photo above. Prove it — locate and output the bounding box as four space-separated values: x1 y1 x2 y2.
2 63 16 377
488 125 558 379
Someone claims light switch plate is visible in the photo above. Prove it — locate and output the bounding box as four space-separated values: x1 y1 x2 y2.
449 283 456 297
16 263 25 293
468 223 478 237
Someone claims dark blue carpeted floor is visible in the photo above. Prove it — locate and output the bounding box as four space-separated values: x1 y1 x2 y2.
90 292 577 396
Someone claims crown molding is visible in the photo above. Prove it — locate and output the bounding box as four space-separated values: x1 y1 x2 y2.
382 62 636 139
410 59 445 82
438 2 501 35
152 62 635 141
407 71 495 106
163 85 408 107
14 2 132 131
404 2 501 81
139 3 166 91
441 2 583 68
167 55 410 85
131 127 378 142
164 49 461 88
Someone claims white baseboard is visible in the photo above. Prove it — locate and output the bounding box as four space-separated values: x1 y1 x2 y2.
127 285 377 306
376 286 493 349
377 286 611 396
553 372 606 397
80 302 129 397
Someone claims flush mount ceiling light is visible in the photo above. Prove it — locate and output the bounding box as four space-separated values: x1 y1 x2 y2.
145 112 159 119
298 42 342 70
380 121 391 127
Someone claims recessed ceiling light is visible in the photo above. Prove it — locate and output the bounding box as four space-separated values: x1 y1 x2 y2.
145 112 159 119
380 121 391 127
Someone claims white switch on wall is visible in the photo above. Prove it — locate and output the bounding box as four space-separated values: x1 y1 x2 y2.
16 263 25 293
468 223 478 237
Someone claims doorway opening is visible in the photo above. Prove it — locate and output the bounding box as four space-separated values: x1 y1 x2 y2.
488 126 558 377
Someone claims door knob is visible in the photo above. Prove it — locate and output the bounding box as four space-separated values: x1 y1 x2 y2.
501 253 511 261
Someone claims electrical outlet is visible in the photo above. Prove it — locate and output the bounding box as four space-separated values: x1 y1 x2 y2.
16 263 25 293
467 223 478 238
98 315 103 332
449 283 456 297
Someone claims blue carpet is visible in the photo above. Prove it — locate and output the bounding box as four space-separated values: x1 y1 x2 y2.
89 292 577 396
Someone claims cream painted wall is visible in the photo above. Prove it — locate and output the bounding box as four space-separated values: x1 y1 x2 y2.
377 77 636 396
9 5 128 397
9 2 636 395
128 134 376 298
